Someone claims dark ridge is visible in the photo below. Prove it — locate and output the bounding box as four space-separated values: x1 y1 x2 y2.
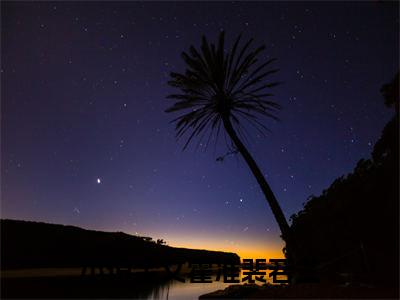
0 219 240 270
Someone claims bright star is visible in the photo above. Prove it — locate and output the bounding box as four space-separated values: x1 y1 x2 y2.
97 178 101 184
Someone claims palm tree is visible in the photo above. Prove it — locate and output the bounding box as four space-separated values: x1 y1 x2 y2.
165 31 291 245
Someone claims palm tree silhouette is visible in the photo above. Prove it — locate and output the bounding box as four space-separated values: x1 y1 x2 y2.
165 32 291 245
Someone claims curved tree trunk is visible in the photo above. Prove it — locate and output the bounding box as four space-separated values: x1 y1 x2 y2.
222 115 291 241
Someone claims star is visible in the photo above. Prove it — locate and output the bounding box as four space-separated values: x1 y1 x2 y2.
97 178 101 184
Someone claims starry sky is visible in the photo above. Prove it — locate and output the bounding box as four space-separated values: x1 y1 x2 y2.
1 1 398 259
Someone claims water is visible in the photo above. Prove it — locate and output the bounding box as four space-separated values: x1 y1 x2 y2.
1 267 282 299
141 268 278 299
147 277 240 299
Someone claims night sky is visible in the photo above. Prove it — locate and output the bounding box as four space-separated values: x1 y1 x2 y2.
2 1 398 259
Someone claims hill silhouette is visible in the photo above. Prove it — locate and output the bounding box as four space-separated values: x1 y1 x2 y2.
1 219 240 271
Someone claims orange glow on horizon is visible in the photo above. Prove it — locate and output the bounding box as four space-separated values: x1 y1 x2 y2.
163 234 285 260
124 225 286 260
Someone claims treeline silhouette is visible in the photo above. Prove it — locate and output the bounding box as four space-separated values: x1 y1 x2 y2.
0 219 239 271
287 73 399 286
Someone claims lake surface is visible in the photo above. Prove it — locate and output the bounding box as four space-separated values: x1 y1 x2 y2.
1 266 279 299
145 279 235 299
131 271 275 300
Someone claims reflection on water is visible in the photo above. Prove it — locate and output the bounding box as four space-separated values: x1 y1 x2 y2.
145 269 276 300
154 278 235 300
1 266 281 299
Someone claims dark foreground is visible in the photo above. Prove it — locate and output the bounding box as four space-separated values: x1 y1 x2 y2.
199 283 399 299
1 272 171 298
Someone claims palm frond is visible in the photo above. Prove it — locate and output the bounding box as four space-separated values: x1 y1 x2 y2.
166 31 281 150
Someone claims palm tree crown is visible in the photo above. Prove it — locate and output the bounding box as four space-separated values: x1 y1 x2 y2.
166 31 281 150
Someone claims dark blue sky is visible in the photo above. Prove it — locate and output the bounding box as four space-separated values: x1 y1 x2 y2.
2 1 398 258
